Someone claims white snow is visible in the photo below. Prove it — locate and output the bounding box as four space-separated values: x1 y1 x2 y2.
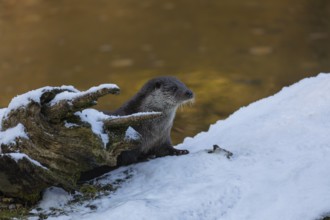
75 109 159 146
0 152 47 169
0 112 45 169
3 85 78 118
0 123 28 149
37 187 72 210
64 121 79 128
50 84 119 106
2 84 119 116
27 73 330 219
87 84 119 92
110 111 162 118
125 126 141 141
75 109 110 147
0 108 6 130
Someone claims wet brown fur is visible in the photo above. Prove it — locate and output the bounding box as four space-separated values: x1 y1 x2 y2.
113 76 194 166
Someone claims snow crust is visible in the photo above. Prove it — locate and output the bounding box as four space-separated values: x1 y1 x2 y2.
125 126 141 141
2 84 118 118
3 85 78 118
0 152 48 169
64 121 79 128
50 84 118 106
75 109 110 147
31 73 330 219
0 123 28 149
75 110 160 146
111 111 162 118
0 108 5 130
38 187 72 210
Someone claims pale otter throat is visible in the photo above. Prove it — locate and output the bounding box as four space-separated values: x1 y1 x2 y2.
113 76 194 166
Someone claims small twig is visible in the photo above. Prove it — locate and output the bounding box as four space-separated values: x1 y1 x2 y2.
208 144 233 159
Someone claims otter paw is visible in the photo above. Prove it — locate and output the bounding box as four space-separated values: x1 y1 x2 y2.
171 149 189 156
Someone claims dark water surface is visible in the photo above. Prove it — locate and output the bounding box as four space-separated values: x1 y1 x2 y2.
0 0 329 144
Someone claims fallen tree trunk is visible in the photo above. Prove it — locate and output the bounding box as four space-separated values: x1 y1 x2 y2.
0 84 161 204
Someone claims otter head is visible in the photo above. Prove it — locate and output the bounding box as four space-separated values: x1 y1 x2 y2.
140 76 194 112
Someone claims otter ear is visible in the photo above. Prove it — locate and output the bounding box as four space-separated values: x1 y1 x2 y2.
155 81 161 89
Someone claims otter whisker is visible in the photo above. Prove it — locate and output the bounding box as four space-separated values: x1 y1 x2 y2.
182 98 195 106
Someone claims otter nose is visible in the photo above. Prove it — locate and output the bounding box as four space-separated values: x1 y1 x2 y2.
185 90 194 98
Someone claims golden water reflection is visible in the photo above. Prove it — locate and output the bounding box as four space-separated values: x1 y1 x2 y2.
0 0 329 144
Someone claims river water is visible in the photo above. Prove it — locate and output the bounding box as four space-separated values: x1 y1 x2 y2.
0 0 329 143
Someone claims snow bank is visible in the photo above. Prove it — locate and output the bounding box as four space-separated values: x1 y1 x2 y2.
35 73 330 220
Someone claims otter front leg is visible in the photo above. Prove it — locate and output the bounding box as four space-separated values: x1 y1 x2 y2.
168 146 189 156
153 144 189 157
117 149 142 166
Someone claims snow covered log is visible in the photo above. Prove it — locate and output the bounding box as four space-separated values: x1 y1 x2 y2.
0 84 161 204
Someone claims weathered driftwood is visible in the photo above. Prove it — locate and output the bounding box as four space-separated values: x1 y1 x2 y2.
0 85 161 204
103 112 162 128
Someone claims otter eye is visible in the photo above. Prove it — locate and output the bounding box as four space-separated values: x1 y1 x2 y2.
170 86 178 92
155 82 161 89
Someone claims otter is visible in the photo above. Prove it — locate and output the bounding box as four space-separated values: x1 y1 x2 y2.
114 76 194 166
